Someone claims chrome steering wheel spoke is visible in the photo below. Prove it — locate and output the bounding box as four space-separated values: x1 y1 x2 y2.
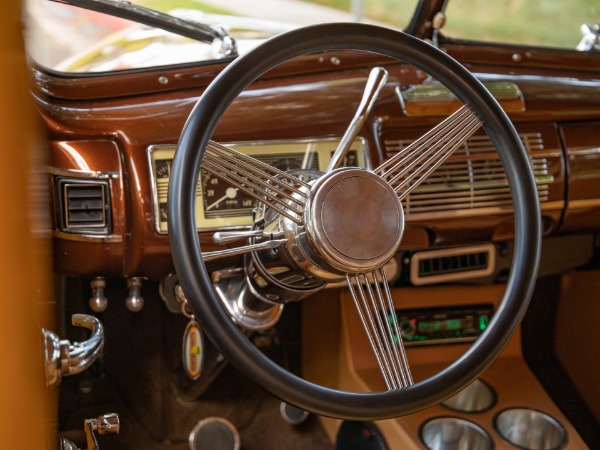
346 268 413 390
203 140 310 224
376 104 481 200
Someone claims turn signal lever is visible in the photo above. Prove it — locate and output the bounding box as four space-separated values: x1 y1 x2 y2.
60 413 120 450
42 314 104 387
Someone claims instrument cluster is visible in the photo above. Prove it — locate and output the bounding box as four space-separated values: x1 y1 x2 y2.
148 138 368 232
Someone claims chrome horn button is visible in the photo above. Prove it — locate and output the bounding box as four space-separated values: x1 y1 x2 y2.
305 168 404 273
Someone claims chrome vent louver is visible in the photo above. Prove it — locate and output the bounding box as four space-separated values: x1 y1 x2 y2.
384 132 554 217
56 178 111 234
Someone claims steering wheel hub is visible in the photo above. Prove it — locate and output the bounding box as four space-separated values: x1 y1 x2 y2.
305 168 404 273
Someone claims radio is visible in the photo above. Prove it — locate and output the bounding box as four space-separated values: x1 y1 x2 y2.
393 304 494 346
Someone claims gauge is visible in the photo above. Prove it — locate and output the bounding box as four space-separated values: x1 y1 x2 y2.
201 171 254 218
155 159 171 179
201 152 319 218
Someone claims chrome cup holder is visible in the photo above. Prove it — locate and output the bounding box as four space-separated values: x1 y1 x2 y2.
421 417 493 450
495 408 567 450
442 379 496 413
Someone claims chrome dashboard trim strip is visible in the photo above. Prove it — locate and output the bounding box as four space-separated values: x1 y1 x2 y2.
397 81 525 116
567 147 600 157
53 230 123 243
47 166 119 179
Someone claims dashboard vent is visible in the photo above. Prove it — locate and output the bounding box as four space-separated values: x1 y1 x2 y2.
384 132 554 216
56 178 111 234
410 244 496 286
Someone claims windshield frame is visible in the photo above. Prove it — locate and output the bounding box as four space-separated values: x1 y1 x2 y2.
50 0 228 45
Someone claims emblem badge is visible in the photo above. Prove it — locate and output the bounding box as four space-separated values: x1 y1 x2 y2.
182 319 204 380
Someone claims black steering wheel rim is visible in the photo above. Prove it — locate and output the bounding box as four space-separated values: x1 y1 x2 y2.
168 23 541 420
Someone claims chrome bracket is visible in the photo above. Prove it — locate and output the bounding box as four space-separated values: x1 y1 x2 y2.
577 23 600 51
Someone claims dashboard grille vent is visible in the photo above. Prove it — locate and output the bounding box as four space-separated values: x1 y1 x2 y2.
410 244 496 286
56 179 110 234
384 132 553 216
418 251 488 277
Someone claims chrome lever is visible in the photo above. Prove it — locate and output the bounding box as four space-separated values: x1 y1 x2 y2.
202 239 287 262
43 314 104 387
213 229 265 244
327 67 389 172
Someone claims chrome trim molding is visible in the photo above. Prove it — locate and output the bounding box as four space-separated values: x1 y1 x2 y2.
53 230 123 243
47 166 119 179
565 146 600 157
398 81 525 116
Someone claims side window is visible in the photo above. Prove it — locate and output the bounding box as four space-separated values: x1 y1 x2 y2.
443 0 599 51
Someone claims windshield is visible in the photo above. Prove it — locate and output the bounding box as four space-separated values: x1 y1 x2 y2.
24 0 418 73
25 0 599 74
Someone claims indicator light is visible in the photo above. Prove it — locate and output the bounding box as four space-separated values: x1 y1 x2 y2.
479 314 490 331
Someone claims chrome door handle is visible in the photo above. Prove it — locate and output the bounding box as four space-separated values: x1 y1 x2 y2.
43 314 104 387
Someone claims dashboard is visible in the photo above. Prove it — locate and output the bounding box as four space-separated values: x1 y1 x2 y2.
36 49 600 282
28 24 600 450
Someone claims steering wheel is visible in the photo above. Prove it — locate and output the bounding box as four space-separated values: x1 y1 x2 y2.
168 23 541 420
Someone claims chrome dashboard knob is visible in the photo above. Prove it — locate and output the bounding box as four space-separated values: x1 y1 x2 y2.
125 277 144 312
89 277 108 313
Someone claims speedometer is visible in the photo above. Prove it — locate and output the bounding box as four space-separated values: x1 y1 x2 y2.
201 152 320 218
202 177 252 218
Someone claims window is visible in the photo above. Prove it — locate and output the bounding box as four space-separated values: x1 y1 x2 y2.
443 0 599 50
